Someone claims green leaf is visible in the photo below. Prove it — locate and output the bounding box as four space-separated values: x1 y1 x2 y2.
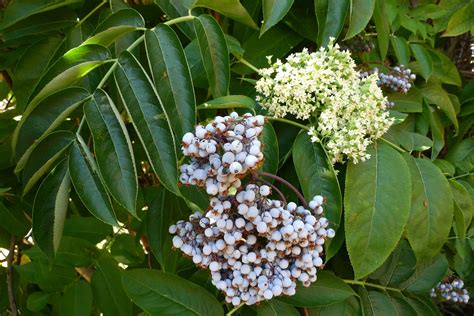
345 0 375 40
145 26 196 138
115 52 179 196
192 0 258 29
110 234 145 266
29 60 110 112
410 44 432 81
406 296 440 316
445 138 474 173
390 36 410 66
197 95 257 112
12 37 62 109
308 296 362 315
388 88 423 113
69 141 118 225
63 216 113 244
14 87 89 160
27 291 51 312
427 105 444 160
450 180 473 238
21 131 75 196
345 142 411 279
55 236 98 267
146 187 189 271
280 271 356 307
389 296 418 316
314 0 350 46
259 124 279 176
32 44 111 100
121 269 224 316
32 159 70 257
257 299 299 316
359 289 396 316
232 25 303 75
193 15 230 97
91 255 132 316
154 0 195 38
422 83 458 131
0 0 82 29
399 254 448 292
84 89 138 215
0 7 76 41
427 48 461 87
443 3 474 37
398 131 433 152
373 0 390 60
261 0 294 36
403 156 454 263
370 239 416 286
60 280 93 316
293 132 342 259
0 201 29 236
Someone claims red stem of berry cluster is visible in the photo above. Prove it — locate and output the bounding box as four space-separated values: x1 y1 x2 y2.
255 171 308 209
254 176 287 205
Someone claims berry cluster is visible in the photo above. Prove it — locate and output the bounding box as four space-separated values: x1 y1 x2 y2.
179 112 265 196
373 66 416 94
170 183 334 306
341 36 374 53
360 66 416 94
430 279 470 303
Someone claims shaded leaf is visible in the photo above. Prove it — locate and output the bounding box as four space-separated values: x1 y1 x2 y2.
359 289 396 316
122 269 224 316
345 0 375 40
410 44 432 81
91 255 132 316
315 0 350 46
69 141 117 225
21 131 75 195
115 52 179 195
84 89 138 215
193 0 258 29
193 15 230 97
145 25 196 138
32 159 70 256
261 0 294 36
60 280 93 316
443 3 474 37
400 254 448 292
293 132 342 259
257 299 299 316
280 271 356 307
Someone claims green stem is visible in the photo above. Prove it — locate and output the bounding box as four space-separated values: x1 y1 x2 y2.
226 302 244 316
164 15 196 26
449 173 473 180
380 138 406 153
234 55 260 73
266 116 309 131
343 279 402 293
77 0 107 27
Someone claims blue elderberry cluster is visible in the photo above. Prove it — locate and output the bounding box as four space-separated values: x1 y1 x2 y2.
430 278 470 303
377 66 416 94
341 35 374 53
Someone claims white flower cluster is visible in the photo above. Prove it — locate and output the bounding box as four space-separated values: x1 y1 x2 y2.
430 279 470 303
169 183 334 306
255 40 393 164
179 112 265 196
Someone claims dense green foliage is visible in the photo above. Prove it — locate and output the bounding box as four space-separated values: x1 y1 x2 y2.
0 0 472 315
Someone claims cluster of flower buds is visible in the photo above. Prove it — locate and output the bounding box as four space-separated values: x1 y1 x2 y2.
169 183 334 306
179 112 265 196
341 36 374 53
376 66 416 94
430 278 470 303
